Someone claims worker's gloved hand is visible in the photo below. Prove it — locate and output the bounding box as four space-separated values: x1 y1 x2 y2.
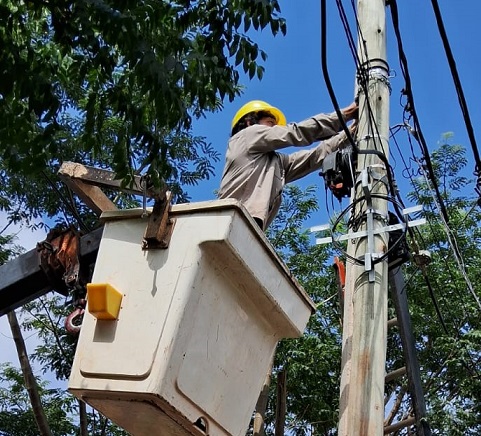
341 101 358 121
349 119 358 136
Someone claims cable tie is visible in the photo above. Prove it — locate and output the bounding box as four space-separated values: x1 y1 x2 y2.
359 58 390 73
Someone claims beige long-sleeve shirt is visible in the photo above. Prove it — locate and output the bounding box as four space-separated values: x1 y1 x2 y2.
218 111 349 229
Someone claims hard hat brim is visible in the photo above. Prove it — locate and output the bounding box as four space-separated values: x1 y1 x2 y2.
231 100 287 129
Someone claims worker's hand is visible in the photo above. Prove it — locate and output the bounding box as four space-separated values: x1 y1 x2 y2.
349 119 358 136
341 101 358 121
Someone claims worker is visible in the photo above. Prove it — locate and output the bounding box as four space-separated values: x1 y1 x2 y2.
218 99 358 230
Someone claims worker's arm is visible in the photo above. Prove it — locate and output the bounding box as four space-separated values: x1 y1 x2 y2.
281 130 350 184
246 103 357 153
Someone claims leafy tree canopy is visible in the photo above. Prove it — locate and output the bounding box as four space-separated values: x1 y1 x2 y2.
0 363 129 435
0 0 286 226
260 139 481 435
8 140 481 435
0 363 77 436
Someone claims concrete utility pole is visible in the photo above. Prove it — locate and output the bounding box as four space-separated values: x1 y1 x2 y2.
338 0 390 434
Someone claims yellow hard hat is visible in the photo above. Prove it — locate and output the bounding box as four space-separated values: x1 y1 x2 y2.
231 100 287 129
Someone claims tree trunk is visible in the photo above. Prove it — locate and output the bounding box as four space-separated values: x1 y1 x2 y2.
274 369 287 436
78 398 88 436
7 310 52 436
253 367 272 436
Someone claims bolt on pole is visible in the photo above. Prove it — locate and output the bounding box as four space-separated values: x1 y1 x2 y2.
338 0 391 435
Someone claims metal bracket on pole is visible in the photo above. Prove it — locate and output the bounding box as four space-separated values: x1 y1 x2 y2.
361 169 378 282
311 181 425 278
312 207 425 245
358 59 392 95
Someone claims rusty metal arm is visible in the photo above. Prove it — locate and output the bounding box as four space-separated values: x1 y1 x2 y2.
0 227 103 316
58 161 165 197
58 161 174 249
58 162 168 214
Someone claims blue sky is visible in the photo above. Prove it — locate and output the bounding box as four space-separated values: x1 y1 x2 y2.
189 0 481 227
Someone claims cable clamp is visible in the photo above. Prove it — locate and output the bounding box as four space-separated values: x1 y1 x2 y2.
354 166 387 188
364 208 389 221
361 168 372 205
369 164 387 170
358 134 390 144
370 68 392 93
359 58 390 73
369 67 389 80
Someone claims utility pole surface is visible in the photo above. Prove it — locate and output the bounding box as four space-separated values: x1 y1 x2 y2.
338 0 390 434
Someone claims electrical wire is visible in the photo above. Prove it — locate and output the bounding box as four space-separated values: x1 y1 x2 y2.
335 0 390 158
328 192 408 266
418 161 481 312
428 0 481 204
395 122 480 317
390 126 481 379
392 107 479 343
334 0 361 67
320 0 356 149
390 125 418 180
334 0 481 393
328 0 481 325
391 126 481 320
320 0 481 416
388 0 450 225
321 0 400 208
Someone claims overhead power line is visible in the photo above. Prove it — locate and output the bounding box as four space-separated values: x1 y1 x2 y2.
418 163 481 313
388 0 450 225
321 0 400 207
428 0 481 205
335 0 390 158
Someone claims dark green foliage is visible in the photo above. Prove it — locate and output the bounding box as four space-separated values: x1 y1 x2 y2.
0 363 77 436
0 233 23 265
261 139 481 435
0 0 286 226
16 295 130 435
0 363 129 435
392 137 481 434
266 185 342 435
22 296 79 382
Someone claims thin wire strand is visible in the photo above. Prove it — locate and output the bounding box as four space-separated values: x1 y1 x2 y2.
393 126 475 324
429 0 481 185
389 0 450 224
335 0 389 157
418 161 481 312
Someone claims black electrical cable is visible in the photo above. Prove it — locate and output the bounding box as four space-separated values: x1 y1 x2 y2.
321 0 396 197
335 0 390 158
342 0 391 159
389 0 450 225
391 127 415 180
322 0 409 235
335 0 362 69
390 127 481 378
388 132 481 387
429 0 481 205
329 193 408 266
327 0 481 388
320 0 356 148
393 126 481 325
